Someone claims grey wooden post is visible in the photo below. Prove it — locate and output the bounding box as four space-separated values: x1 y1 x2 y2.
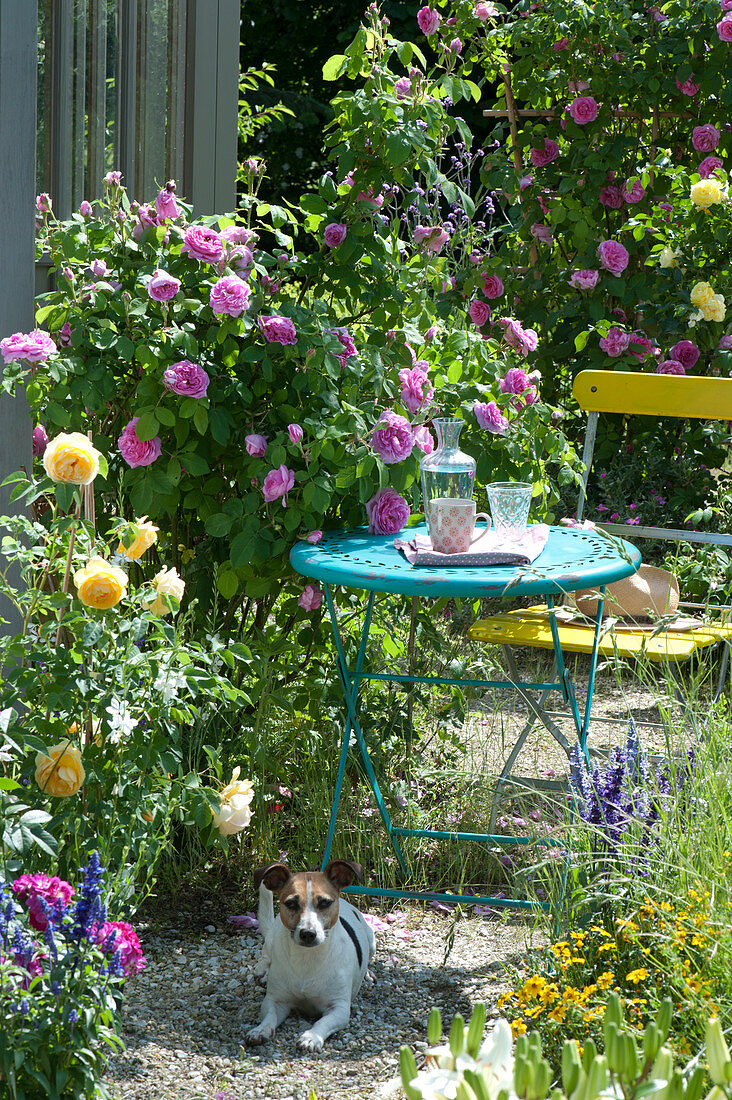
183 0 239 216
0 0 37 633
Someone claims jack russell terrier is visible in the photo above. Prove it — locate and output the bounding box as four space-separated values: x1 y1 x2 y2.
246 859 376 1052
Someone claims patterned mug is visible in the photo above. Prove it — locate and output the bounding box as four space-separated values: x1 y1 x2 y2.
428 497 491 554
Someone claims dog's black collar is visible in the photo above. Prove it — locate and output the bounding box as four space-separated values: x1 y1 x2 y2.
339 915 363 967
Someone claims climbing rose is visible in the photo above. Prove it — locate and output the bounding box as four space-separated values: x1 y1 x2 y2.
474 2 498 19
698 156 724 179
597 239 629 276
599 185 624 209
500 367 539 407
33 424 49 457
259 315 298 345
530 138 559 167
399 367 434 414
417 6 441 34
599 328 631 357
669 340 700 369
395 77 412 99
569 270 599 290
481 274 504 299
628 333 656 361
717 14 732 40
163 360 209 398
530 222 553 243
298 585 323 611
365 487 410 535
676 75 700 97
181 225 224 263
622 179 645 204
414 226 450 254
118 418 162 468
474 401 509 434
324 223 347 247
147 269 180 302
1 330 56 364
413 425 435 455
498 318 538 357
245 434 267 457
262 465 295 503
568 96 599 124
209 275 250 317
155 186 180 221
657 359 686 375
469 300 491 328
692 124 721 152
371 411 414 464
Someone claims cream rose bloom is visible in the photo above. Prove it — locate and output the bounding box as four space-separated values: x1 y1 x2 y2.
35 741 86 797
43 432 101 485
144 566 185 615
74 557 128 610
690 281 715 308
690 178 724 209
659 247 681 269
212 766 255 836
118 516 159 560
701 294 726 323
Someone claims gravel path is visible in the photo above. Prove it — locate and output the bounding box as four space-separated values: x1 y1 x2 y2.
105 902 537 1100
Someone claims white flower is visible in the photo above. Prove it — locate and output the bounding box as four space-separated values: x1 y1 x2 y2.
212 766 255 836
153 665 187 702
105 698 139 743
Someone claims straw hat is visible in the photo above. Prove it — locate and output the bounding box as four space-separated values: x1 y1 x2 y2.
573 564 680 621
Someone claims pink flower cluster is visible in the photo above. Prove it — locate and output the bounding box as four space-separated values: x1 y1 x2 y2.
118 417 162 468
95 920 146 976
399 365 434 414
498 317 539 358
1 329 57 364
366 487 411 534
474 401 509 434
371 410 414 464
599 327 631 357
13 873 74 932
500 366 540 407
163 359 210 398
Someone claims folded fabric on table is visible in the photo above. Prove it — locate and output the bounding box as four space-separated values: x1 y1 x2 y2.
395 524 550 567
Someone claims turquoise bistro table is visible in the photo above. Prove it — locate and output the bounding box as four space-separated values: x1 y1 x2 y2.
290 523 641 911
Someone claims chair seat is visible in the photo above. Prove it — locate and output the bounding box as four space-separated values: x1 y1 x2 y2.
468 604 732 663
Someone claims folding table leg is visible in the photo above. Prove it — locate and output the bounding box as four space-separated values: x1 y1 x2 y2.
321 586 408 874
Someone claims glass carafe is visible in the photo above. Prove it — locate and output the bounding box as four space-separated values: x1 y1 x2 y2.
420 419 476 537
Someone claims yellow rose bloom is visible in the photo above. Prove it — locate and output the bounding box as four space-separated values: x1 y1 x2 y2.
690 281 715 308
35 741 86 797
701 294 726 323
118 516 159 560
74 556 128 610
690 179 724 209
659 247 680 269
212 766 255 836
42 432 101 485
144 565 184 616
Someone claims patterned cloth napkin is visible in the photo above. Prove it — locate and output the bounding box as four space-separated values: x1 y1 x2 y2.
394 524 550 567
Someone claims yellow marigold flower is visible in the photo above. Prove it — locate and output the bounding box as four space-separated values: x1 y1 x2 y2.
597 972 614 990
690 178 724 209
35 740 85 797
43 432 101 485
598 943 617 954
690 280 715 308
522 976 547 998
701 293 726 323
548 1005 567 1023
511 1019 527 1036
625 968 649 984
74 556 128 610
569 931 586 941
540 984 559 1005
497 992 516 1008
118 516 159 560
525 1005 544 1019
563 988 583 1005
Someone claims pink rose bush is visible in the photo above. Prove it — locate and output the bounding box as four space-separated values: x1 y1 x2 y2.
414 226 450 254
324 222 347 247
245 434 268 457
568 96 599 124
417 6 441 34
181 225 224 264
259 315 298 345
262 465 295 504
371 411 414 464
669 340 700 369
597 239 630 276
163 360 210 398
692 125 720 152
569 270 599 290
474 401 509 434
155 184 180 221
657 359 685 375
118 418 162 468
500 367 540 407
599 328 631 357
365 487 410 534
210 275 250 317
530 138 560 167
498 318 539 358
147 269 181 302
481 274 504 299
469 299 491 328
399 366 434 414
298 584 323 611
1 330 56 364
698 156 723 179
13 873 74 932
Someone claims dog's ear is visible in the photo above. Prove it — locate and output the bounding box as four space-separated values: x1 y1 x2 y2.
255 863 292 893
323 859 364 890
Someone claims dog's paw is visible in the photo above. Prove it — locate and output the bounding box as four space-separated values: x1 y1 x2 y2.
252 957 270 978
246 1023 274 1045
297 1029 325 1053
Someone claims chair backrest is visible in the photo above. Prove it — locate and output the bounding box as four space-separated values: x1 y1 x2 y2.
572 370 732 549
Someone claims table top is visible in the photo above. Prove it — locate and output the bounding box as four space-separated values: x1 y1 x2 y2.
290 523 642 599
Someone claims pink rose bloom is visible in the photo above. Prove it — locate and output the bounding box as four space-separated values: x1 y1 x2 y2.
657 359 685 375
675 75 700 97
723 0 732 11
569 269 599 290
530 138 560 167
306 530 323 544
1 330 56 364
329 326 357 368
599 327 631 357
288 423 303 444
79 200 93 217
90 259 109 278
718 334 732 350
628 333 656 361
414 226 450 254
259 315 298 345
13 873 74 932
394 77 412 99
449 37 463 52
481 274 504 299
475 2 498 20
698 156 724 179
423 326 437 343
262 464 295 504
225 245 254 277
371 410 414 464
181 225 224 264
324 222 347 247
163 359 210 398
692 124 721 152
530 222 553 243
399 367 434 414
568 80 590 94
210 276 251 318
498 318 538 357
155 186 180 221
569 96 599 124
469 299 491 328
597 239 630 276
669 340 700 369
519 175 534 191
118 417 162 468
298 584 323 611
413 425 435 455
95 921 146 976
500 366 539 407
221 225 256 247
553 36 569 49
357 186 385 208
365 487 410 535
132 203 157 240
104 171 122 185
58 322 73 346
147 269 181 302
36 193 52 213
717 14 732 39
474 400 509 434
622 179 645 204
33 424 49 457
417 5 441 34
599 185 624 209
245 433 267 457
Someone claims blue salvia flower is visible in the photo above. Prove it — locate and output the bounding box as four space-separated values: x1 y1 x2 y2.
569 742 593 807
19 998 29 1016
69 851 106 943
44 923 58 965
